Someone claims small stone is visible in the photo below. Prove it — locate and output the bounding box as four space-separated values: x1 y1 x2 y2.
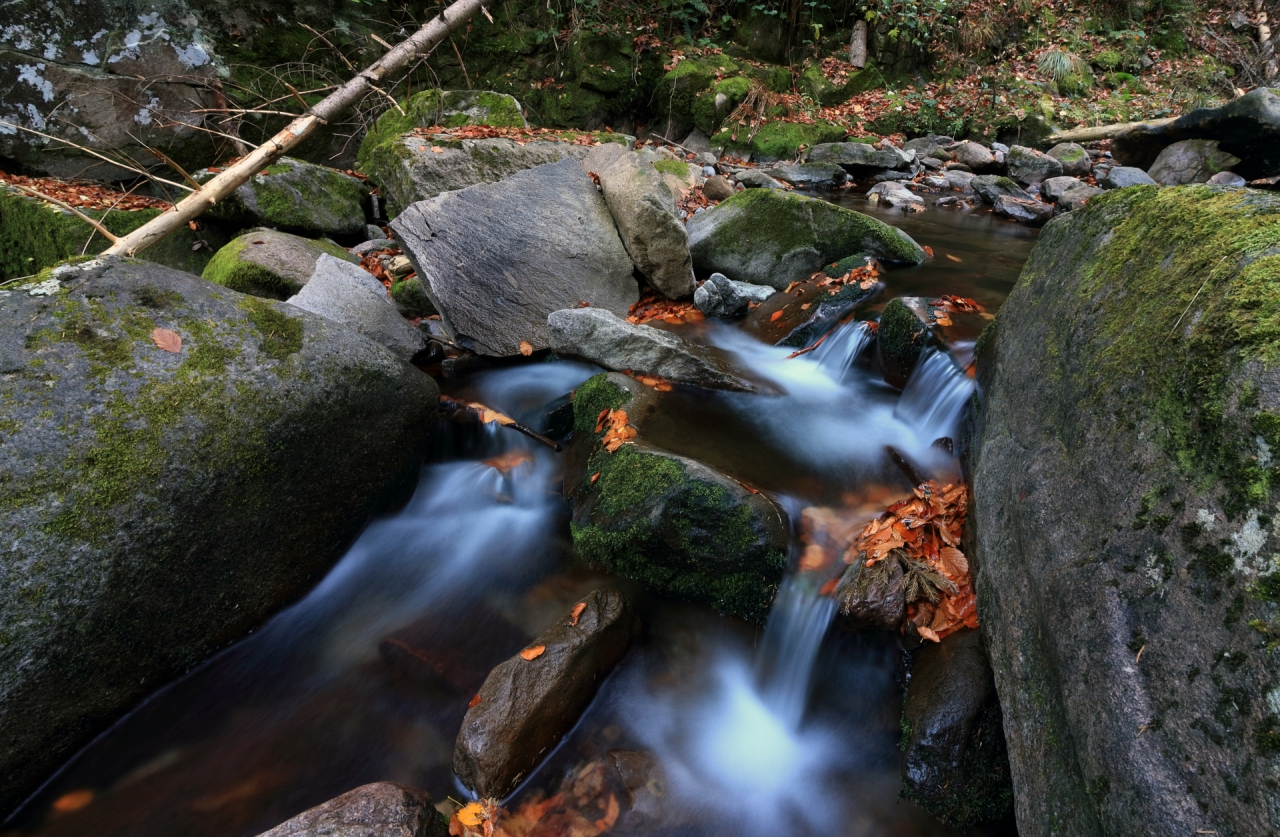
1100 166 1158 189
694 272 775 317
702 175 736 201
350 239 396 257
970 175 1032 205
365 224 388 241
1006 145 1063 185
1046 142 1091 177
1057 185 1103 211
1041 176 1084 203
702 165 717 177
868 181 924 207
734 169 786 189
1208 171 1248 187
695 151 718 166
944 141 997 172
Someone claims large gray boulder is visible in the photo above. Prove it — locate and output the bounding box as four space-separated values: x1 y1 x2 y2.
969 186 1280 836
1100 165 1158 189
970 175 1032 205
596 152 696 298
548 307 759 392
391 159 638 357
1046 142 1091 177
287 255 426 362
807 141 914 171
196 157 370 239
454 590 641 799
0 257 438 813
1147 139 1242 186
255 782 448 837
1006 145 1063 185
694 272 775 316
686 188 927 289
201 229 357 300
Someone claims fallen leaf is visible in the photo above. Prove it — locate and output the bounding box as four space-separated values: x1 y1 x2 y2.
519 645 545 661
482 450 534 475
594 794 620 830
923 245 934 257
458 802 488 827
431 146 444 153
518 340 533 356
918 624 941 642
569 602 587 625
468 402 516 426
590 472 600 484
469 693 483 708
945 254 962 263
151 327 182 353
52 789 94 813
818 577 839 596
770 310 784 322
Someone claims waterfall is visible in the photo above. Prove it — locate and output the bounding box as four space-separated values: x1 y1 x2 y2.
810 320 873 378
755 575 837 727
894 349 974 446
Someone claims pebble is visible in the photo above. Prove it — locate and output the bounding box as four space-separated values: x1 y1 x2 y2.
702 165 717 177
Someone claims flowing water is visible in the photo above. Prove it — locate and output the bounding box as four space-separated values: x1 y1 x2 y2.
7 194 1037 837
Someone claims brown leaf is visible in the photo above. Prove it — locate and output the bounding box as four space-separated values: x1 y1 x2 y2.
590 472 600 484
482 450 534 475
52 790 94 813
569 602 587 626
518 340 533 356
519 645 546 661
151 327 182 353
469 693 482 708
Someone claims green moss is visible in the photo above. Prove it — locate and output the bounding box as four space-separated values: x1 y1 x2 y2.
239 298 304 360
653 159 689 177
571 373 631 435
201 235 347 300
711 120 848 160
592 444 685 516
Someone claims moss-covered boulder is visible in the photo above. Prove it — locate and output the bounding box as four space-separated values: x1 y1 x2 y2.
799 63 885 107
565 373 788 623
201 229 356 300
969 186 1280 836
356 89 526 175
0 256 438 813
711 120 849 161
0 189 227 281
654 55 743 138
196 157 369 240
686 188 927 289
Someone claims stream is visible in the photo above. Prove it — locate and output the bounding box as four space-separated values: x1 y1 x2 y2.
6 193 1038 837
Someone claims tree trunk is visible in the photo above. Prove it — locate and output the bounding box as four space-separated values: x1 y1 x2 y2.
102 0 493 259
1257 1 1276 80
850 20 868 68
1043 117 1176 146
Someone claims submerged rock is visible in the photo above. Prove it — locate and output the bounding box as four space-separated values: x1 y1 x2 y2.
686 189 927 289
548 308 759 392
391 159 637 357
197 157 369 239
1147 139 1242 186
900 630 1014 829
596 152 696 298
201 229 356 300
287 255 427 362
454 590 641 798
693 272 775 317
970 186 1280 836
0 257 438 813
566 373 789 622
255 782 448 837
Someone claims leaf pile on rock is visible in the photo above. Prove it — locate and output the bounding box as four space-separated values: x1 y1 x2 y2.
0 171 172 211
838 481 978 642
595 408 636 452
450 799 500 837
412 125 616 146
495 761 621 837
626 292 703 325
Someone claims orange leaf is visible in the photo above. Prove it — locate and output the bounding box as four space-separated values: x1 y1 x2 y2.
590 472 600 484
918 625 941 642
922 245 934 257
518 340 533 356
468 402 515 426
569 602 587 626
469 693 482 708
818 577 839 596
519 645 546 660
481 449 534 475
769 310 783 322
151 327 182 353
431 146 444 153
938 546 969 578
52 790 94 813
945 254 962 263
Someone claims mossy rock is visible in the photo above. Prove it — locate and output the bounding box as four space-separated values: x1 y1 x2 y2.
0 190 227 281
686 188 927 290
196 157 369 240
656 55 741 137
565 373 788 623
877 297 935 388
799 63 886 107
201 229 356 300
0 256 438 812
970 186 1280 835
688 76 753 136
711 120 849 161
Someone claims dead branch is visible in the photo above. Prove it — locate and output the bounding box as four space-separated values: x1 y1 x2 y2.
1043 117 1177 146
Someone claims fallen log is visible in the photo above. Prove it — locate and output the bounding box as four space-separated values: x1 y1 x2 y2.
101 0 494 259
1041 116 1176 147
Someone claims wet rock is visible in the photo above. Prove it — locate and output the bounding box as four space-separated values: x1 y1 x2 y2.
565 373 789 622
970 175 1032 205
734 169 786 189
1209 171 1248 187
944 140 997 172
454 589 642 798
609 750 668 822
1046 142 1092 177
943 170 976 192
1100 165 1158 189
868 181 924 207
0 257 439 813
694 272 775 317
900 630 1014 829
201 230 357 300
1057 185 1103 212
836 556 905 630
702 175 736 201
761 162 846 187
969 186 1280 836
808 141 913 171
287 255 426 362
686 189 927 289
256 782 448 837
904 135 955 157
743 274 879 348
547 308 759 392
197 157 370 240
992 195 1054 227
391 159 637 357
1006 145 1063 185
877 297 937 388
596 152 696 299
1147 139 1242 186
1041 176 1084 203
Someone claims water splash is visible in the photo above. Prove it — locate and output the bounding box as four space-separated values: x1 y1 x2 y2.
893 349 974 446
755 576 837 727
809 320 873 380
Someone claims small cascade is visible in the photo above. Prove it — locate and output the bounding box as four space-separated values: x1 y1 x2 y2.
810 321 873 379
894 349 974 445
754 575 837 727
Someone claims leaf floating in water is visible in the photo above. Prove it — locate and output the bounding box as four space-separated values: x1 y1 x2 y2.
151 327 182 353
519 645 546 661
625 371 673 391
569 602 587 626
52 789 94 813
769 310 784 322
482 450 534 475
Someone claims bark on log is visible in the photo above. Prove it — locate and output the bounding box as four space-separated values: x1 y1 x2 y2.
1042 117 1176 146
102 0 493 259
850 20 868 69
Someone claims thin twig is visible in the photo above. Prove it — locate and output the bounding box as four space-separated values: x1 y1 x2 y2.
138 140 202 189
450 36 473 88
0 120 194 192
1167 255 1229 341
5 182 119 243
301 23 356 70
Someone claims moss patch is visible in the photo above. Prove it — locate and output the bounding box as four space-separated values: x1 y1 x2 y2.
240 298 304 361
712 120 849 160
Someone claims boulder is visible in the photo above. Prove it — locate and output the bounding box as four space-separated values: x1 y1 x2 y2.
868 181 924 207
1041 176 1085 203
836 554 905 630
287 255 426 362
1147 139 1242 186
0 256 438 813
1111 88 1280 178
255 782 448 837
1209 171 1248 187
1100 165 1158 189
900 631 1014 829
681 128 713 153
454 589 642 798
944 170 977 192
596 152 696 299
702 175 736 201
734 169 786 189
761 162 846 187
566 373 789 622
970 175 1032 205
686 189 927 289
992 195 1054 227
547 308 759 392
579 141 631 176
877 296 934 388
807 141 914 171
1006 145 1063 185
391 159 638 357
1057 185 1103 212
904 135 955 157
969 186 1280 836
201 230 357 300
693 272 775 317
197 157 370 239
944 141 997 172
1046 142 1092 177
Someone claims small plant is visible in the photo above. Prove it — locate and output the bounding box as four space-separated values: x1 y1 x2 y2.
1038 48 1089 82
